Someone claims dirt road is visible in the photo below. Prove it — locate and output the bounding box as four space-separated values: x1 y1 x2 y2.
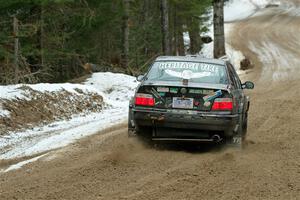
1 2 300 200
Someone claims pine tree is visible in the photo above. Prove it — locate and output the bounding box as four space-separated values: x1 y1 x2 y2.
0 0 213 84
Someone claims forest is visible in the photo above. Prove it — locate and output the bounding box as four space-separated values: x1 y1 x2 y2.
0 0 214 84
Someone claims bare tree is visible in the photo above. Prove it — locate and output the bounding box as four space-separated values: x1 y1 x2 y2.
213 0 225 58
161 0 170 55
122 0 130 68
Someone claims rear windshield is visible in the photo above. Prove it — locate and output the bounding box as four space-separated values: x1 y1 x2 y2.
146 61 228 84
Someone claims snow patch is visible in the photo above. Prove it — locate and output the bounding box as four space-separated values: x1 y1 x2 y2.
281 3 300 16
200 16 245 73
0 83 101 100
0 83 105 118
85 72 138 107
224 0 281 22
0 108 127 159
0 105 9 117
2 154 46 173
226 44 245 74
0 72 138 160
199 1 286 73
248 39 300 81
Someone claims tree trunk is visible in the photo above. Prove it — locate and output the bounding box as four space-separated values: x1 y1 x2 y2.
160 0 170 55
170 4 176 55
36 3 45 71
177 30 185 56
13 16 19 84
121 0 130 68
40 3 45 68
143 0 149 56
188 18 202 55
213 0 225 58
174 8 184 56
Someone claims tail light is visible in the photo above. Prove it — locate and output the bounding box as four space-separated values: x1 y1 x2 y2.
135 93 155 106
212 98 233 111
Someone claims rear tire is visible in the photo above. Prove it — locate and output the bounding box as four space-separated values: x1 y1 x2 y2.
135 126 155 147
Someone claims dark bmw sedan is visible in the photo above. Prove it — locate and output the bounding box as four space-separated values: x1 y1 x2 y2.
128 56 254 145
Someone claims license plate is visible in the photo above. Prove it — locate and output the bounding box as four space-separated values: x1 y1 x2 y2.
172 97 194 109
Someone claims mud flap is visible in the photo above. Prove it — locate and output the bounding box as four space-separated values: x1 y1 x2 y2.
151 120 158 138
128 107 137 137
128 128 137 137
225 115 244 148
226 125 243 148
226 136 242 148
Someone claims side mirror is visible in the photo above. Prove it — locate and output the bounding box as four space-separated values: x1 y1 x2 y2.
242 81 254 89
136 75 145 82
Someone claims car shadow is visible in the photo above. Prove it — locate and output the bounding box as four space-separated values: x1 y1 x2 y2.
151 141 232 154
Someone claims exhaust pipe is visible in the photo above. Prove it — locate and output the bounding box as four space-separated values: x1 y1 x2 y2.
212 134 222 143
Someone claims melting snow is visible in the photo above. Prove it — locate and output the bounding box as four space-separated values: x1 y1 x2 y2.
225 0 281 22
0 72 138 161
2 154 46 173
199 0 282 73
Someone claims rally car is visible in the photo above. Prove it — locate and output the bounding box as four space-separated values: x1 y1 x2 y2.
128 56 254 144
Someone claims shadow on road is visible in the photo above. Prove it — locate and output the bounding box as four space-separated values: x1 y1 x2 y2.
148 140 235 154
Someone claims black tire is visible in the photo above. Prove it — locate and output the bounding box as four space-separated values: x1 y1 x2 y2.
135 126 156 147
135 126 152 138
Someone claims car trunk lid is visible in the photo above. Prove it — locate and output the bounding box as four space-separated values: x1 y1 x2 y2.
136 84 231 111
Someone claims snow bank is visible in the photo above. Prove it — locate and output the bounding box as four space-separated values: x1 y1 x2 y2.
199 0 282 72
281 1 300 17
0 83 104 117
0 72 138 160
85 72 138 107
200 37 246 75
224 0 281 22
0 73 138 120
0 83 102 100
200 10 246 72
0 86 105 134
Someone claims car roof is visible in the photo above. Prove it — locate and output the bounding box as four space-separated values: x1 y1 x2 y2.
155 56 226 66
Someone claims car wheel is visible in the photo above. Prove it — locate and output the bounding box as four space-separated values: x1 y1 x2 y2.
135 126 152 138
134 126 156 147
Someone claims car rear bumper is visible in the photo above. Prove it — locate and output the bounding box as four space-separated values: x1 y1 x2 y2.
130 108 240 138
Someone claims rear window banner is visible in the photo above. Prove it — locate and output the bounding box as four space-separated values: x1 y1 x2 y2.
165 69 212 79
146 61 227 84
158 62 219 73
